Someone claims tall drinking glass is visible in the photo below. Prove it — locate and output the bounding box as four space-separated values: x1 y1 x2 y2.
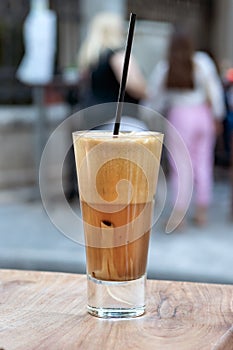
73 130 163 318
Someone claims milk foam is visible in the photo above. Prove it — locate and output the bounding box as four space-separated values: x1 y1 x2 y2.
73 131 163 204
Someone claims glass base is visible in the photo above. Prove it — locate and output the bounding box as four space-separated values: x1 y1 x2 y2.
87 274 146 319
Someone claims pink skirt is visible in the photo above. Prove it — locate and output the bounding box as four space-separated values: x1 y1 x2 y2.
167 103 215 208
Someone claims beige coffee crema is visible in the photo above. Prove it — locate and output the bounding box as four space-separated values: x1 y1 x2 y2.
73 131 163 205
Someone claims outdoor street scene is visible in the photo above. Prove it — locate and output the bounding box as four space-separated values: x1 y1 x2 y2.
0 0 233 285
1 1 233 348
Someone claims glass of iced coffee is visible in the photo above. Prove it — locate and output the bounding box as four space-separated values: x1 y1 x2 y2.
73 130 163 318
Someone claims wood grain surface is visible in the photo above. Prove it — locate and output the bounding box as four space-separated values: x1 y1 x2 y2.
0 269 233 350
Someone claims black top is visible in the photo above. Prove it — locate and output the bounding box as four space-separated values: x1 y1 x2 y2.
89 49 139 105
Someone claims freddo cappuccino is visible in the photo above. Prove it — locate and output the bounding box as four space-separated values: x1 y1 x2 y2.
73 131 163 282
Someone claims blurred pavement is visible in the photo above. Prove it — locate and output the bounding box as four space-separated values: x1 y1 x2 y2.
0 177 232 284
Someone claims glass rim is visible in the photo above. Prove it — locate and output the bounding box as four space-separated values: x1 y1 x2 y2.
72 130 164 139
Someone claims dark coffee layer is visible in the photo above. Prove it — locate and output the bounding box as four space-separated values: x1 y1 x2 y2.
82 201 152 281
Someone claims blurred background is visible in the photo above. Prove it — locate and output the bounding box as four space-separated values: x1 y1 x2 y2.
0 0 233 283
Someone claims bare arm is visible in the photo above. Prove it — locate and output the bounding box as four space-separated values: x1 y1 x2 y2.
110 51 147 100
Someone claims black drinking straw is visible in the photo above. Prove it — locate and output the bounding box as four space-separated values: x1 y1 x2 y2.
113 13 136 135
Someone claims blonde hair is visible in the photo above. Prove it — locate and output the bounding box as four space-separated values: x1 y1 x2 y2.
78 12 124 70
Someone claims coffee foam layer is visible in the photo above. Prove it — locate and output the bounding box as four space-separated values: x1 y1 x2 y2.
73 131 163 204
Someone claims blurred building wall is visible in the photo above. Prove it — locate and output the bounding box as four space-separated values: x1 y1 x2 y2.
79 0 125 41
52 0 81 70
212 0 233 69
1 0 233 105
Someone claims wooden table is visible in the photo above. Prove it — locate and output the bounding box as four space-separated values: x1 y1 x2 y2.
0 270 233 350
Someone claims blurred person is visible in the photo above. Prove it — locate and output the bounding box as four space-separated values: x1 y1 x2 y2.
224 69 233 159
224 68 233 220
77 12 147 118
145 28 225 228
66 12 147 201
